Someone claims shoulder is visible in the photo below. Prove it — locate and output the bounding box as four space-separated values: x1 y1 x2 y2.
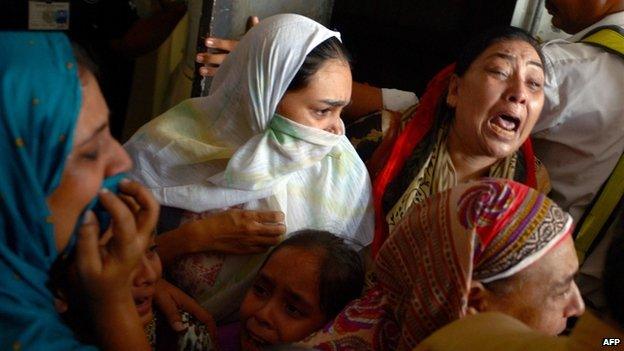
534 35 624 132
414 313 562 351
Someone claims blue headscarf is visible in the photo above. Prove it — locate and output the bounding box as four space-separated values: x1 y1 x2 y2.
0 32 96 350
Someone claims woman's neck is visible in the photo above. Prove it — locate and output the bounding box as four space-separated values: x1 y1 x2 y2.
446 130 498 183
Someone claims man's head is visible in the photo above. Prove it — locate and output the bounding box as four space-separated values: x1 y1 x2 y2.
545 0 624 34
469 235 585 335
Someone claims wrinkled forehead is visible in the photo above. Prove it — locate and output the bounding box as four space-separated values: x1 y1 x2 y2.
524 235 578 281
478 39 543 67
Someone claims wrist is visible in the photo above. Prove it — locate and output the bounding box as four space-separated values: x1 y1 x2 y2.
156 221 201 264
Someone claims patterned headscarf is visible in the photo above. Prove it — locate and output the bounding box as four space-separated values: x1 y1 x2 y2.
299 179 572 351
0 32 95 350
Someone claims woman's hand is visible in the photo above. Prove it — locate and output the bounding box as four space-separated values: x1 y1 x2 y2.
154 279 217 337
74 179 159 350
196 16 259 77
156 209 286 264
75 179 160 300
183 209 286 254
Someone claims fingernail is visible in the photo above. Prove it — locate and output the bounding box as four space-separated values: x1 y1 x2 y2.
205 39 214 46
196 54 204 62
83 210 95 224
199 67 209 75
99 188 110 194
119 178 130 184
173 321 187 331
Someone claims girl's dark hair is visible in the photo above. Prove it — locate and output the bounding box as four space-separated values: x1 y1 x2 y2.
455 26 543 77
267 230 364 320
286 37 351 92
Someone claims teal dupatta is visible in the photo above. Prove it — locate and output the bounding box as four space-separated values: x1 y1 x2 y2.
0 32 96 350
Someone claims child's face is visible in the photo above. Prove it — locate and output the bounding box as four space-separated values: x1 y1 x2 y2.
239 247 327 349
131 238 162 326
55 236 162 328
276 59 352 135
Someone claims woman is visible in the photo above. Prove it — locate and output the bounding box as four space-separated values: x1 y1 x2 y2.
174 26 550 256
124 14 374 321
370 26 550 255
0 32 158 349
297 179 585 350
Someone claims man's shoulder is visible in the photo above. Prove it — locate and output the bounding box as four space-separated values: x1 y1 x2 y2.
541 21 624 63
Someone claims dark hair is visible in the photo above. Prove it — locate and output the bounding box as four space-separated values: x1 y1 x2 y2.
71 41 100 79
455 26 543 77
266 230 365 320
604 232 624 329
286 37 351 92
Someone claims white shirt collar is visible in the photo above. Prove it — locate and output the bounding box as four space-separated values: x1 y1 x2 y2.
569 11 624 42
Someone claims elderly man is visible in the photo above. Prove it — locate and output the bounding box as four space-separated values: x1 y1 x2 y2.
413 228 624 351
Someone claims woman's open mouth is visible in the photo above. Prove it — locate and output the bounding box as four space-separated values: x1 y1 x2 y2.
488 113 521 139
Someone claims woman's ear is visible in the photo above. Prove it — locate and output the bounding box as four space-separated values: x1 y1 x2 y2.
467 280 488 315
446 74 460 107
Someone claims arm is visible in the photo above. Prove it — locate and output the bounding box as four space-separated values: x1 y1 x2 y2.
342 82 383 121
155 209 286 265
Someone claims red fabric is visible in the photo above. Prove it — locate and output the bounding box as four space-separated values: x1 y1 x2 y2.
371 64 539 257
371 64 456 257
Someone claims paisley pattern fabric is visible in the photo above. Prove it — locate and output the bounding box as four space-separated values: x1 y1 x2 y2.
297 179 572 351
384 122 520 233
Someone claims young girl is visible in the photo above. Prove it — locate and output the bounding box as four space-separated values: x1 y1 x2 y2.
231 230 364 351
125 14 374 322
53 229 363 351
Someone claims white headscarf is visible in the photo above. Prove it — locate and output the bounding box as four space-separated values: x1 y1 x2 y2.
125 14 373 246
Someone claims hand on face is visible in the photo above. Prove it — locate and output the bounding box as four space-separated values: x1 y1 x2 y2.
47 69 134 251
48 69 159 309
74 179 159 304
446 40 545 161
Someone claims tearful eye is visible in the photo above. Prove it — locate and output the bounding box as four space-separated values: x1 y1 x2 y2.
285 303 303 318
81 150 100 161
488 69 509 79
527 79 543 91
253 283 270 298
